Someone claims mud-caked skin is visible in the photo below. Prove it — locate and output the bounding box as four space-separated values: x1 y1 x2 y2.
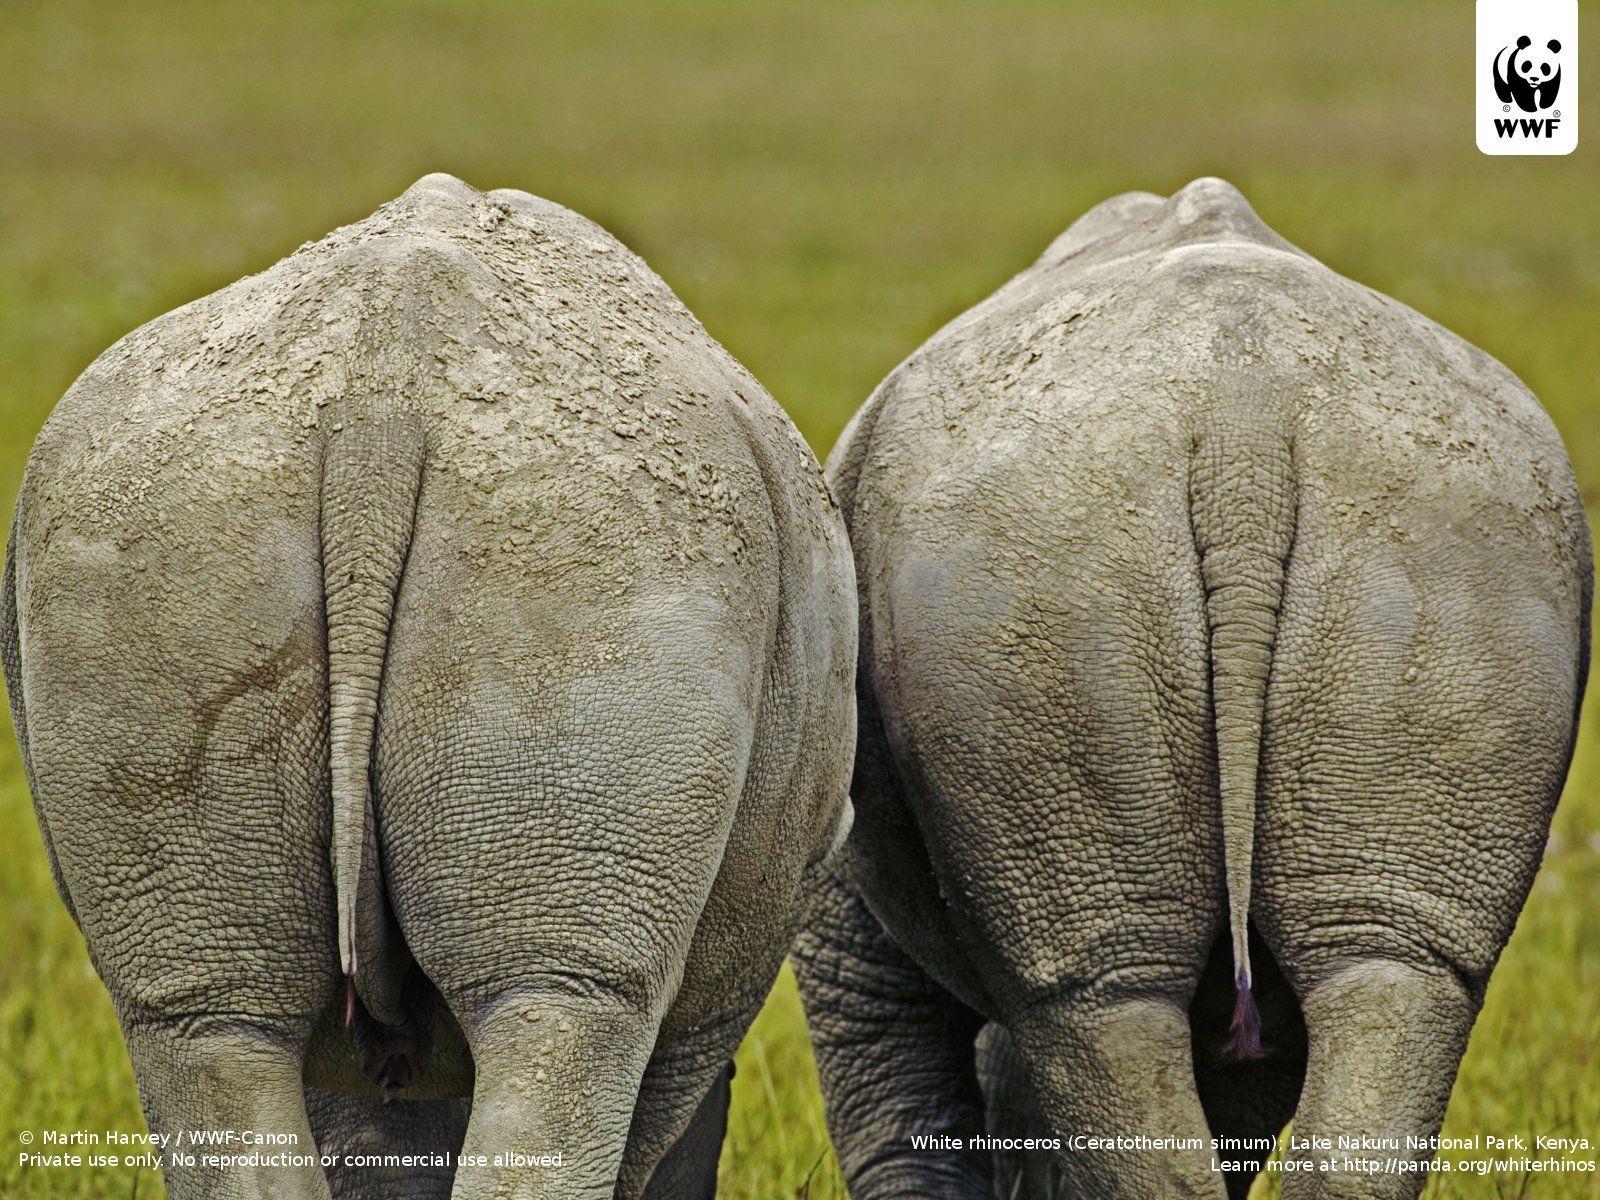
792 178 1590 1200
2 174 857 1200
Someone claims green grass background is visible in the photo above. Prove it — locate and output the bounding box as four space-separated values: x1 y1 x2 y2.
1 1 1596 1196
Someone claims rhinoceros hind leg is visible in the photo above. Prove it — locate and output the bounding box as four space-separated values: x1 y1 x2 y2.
792 863 993 1200
1006 989 1227 1200
124 1014 330 1200
306 1086 467 1200
1280 959 1474 1200
629 1057 734 1200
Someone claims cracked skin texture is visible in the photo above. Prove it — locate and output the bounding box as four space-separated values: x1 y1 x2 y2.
792 178 1590 1200
1 174 857 1200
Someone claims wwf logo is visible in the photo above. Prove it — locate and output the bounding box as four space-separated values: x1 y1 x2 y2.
1491 35 1566 139
1493 36 1562 112
1477 1 1576 155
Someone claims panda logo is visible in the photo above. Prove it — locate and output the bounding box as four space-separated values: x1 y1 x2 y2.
1493 36 1563 113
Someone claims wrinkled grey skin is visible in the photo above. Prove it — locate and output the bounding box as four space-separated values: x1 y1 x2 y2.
793 178 1589 1200
2 174 857 1200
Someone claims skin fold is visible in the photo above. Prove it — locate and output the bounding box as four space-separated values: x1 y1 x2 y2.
792 178 1591 1200
2 174 857 1200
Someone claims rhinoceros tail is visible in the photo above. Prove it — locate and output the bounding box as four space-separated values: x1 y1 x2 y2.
321 405 427 1029
1189 417 1295 1062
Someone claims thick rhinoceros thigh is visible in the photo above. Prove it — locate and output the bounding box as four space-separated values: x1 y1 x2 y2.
1254 429 1587 1193
857 421 1228 1198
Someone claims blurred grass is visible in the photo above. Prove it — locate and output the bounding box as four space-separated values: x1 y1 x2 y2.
0 1 1596 1197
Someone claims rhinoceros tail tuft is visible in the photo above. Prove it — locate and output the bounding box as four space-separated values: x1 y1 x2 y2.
1189 411 1295 1063
1222 972 1265 1060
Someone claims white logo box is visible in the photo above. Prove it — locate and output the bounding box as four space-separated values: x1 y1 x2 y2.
1477 0 1578 155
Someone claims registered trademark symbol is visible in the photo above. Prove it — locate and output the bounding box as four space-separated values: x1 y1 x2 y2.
1503 104 1511 112
1553 110 1561 118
